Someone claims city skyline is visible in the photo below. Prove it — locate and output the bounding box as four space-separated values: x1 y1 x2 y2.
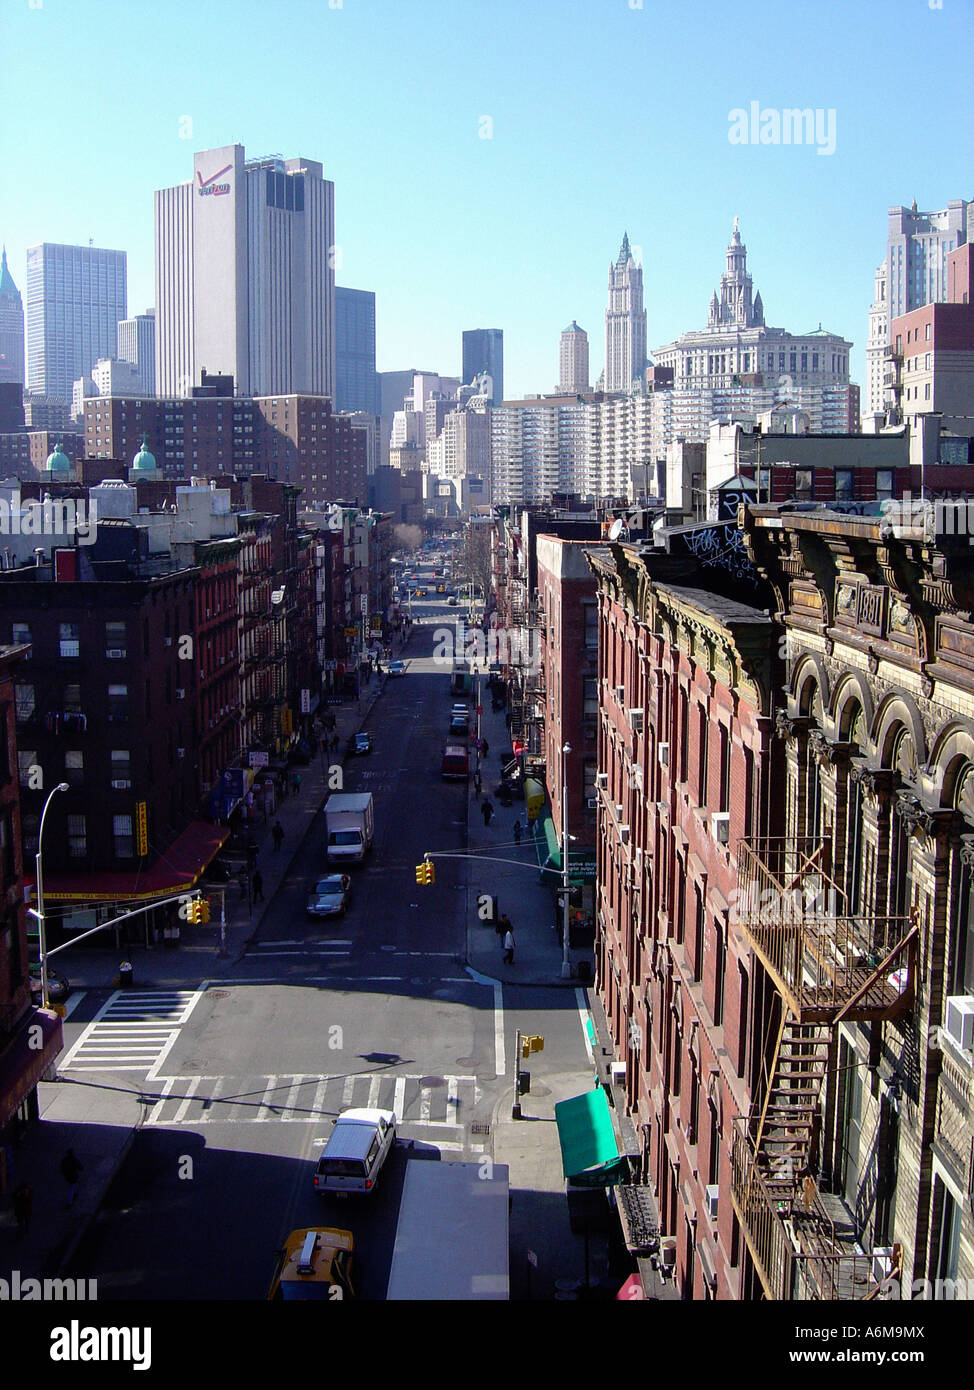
1 0 972 401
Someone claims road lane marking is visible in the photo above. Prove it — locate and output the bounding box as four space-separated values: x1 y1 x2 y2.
256 1075 279 1122
173 1074 201 1123
393 1075 406 1119
146 1077 175 1125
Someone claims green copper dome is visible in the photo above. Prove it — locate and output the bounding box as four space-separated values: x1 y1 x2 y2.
131 435 157 472
44 441 71 473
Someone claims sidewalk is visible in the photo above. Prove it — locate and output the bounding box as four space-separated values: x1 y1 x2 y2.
0 663 398 1283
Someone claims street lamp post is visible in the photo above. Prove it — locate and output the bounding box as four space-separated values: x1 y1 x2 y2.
36 782 69 1008
561 742 572 980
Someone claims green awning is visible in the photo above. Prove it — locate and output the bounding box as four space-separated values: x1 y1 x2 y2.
554 1088 629 1187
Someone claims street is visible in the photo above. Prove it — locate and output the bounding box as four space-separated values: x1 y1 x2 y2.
55 561 597 1300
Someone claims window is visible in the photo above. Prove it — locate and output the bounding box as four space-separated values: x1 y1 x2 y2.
65 750 84 787
67 814 87 858
583 604 598 650
835 469 854 502
697 704 708 805
0 814 16 886
63 683 82 714
105 621 127 656
15 684 35 723
794 469 813 501
59 622 81 658
875 470 894 502
757 468 771 502
107 685 129 724
113 814 133 859
583 676 598 717
18 750 37 788
11 621 30 647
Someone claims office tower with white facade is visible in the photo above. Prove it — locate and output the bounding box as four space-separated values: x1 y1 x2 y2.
0 249 25 386
886 199 972 324
155 143 335 398
335 287 378 415
26 242 127 403
117 309 156 396
462 328 503 404
604 234 647 393
559 321 590 394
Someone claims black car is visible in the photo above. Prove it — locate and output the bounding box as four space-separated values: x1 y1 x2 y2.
347 731 374 756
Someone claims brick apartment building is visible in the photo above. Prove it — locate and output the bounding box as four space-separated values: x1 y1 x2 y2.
0 643 63 1170
588 541 784 1298
738 503 974 1300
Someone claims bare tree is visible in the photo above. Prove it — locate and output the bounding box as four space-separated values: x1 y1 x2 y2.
455 523 492 601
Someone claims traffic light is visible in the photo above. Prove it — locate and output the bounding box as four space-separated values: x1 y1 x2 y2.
521 1034 545 1058
414 861 435 885
426 861 435 885
415 863 426 885
198 896 211 924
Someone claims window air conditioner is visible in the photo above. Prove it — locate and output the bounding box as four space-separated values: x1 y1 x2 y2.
705 1185 719 1221
658 741 669 767
106 648 126 659
110 779 131 790
944 995 974 1052
619 826 630 845
586 798 599 809
627 709 644 734
596 772 608 789
712 812 730 845
176 688 186 700
615 684 625 703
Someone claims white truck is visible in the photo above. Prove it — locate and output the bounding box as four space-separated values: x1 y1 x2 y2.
323 793 375 864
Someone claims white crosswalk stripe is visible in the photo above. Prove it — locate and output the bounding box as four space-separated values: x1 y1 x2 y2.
142 1070 483 1133
60 990 204 1076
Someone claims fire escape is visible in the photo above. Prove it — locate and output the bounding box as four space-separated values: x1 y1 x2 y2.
730 837 919 1300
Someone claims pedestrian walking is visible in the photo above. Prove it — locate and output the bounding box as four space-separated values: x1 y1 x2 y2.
481 799 494 827
252 870 264 903
237 865 248 899
502 928 515 965
481 737 489 758
513 819 522 845
473 767 482 796
272 820 284 852
331 732 340 755
291 771 302 795
60 1148 83 1207
12 1181 31 1238
496 911 512 941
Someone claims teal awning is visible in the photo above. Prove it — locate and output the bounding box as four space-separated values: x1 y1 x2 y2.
554 1088 628 1187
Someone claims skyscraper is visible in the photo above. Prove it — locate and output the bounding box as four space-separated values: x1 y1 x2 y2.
886 199 972 323
863 264 888 424
604 233 646 393
335 287 378 415
0 249 24 386
117 310 156 397
155 143 335 398
26 242 127 403
462 329 503 404
558 321 589 393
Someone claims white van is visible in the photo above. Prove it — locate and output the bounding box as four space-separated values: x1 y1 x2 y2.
313 1108 397 1196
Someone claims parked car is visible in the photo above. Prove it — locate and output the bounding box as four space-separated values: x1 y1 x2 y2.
29 965 70 1005
313 1109 397 1196
388 660 406 677
307 874 352 919
447 596 458 606
347 731 374 756
449 714 470 737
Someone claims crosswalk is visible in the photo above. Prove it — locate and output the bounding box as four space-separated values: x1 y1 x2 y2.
142 1069 483 1138
59 990 203 1076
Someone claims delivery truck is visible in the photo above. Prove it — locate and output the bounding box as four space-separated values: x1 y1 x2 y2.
323 792 375 864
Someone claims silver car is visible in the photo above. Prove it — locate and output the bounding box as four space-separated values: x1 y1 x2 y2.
306 874 351 919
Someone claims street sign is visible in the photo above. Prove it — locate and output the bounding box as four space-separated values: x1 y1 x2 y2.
248 751 269 768
135 801 147 857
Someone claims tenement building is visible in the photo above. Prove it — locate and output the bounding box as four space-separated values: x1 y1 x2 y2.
588 541 783 1298
738 504 974 1299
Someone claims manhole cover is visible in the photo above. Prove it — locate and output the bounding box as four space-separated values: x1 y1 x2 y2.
418 1075 446 1088
208 990 230 999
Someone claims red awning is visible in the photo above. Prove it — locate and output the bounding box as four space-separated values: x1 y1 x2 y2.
615 1274 647 1301
0 1007 63 1130
24 821 230 904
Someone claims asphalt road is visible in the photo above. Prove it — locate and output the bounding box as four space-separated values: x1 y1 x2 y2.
64 561 579 1300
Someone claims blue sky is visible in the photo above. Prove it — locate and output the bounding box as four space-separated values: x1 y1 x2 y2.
1 0 971 398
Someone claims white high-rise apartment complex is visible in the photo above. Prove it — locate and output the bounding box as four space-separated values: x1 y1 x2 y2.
604 234 647 393
886 199 972 324
155 144 335 398
26 242 127 403
864 199 972 426
559 321 589 393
